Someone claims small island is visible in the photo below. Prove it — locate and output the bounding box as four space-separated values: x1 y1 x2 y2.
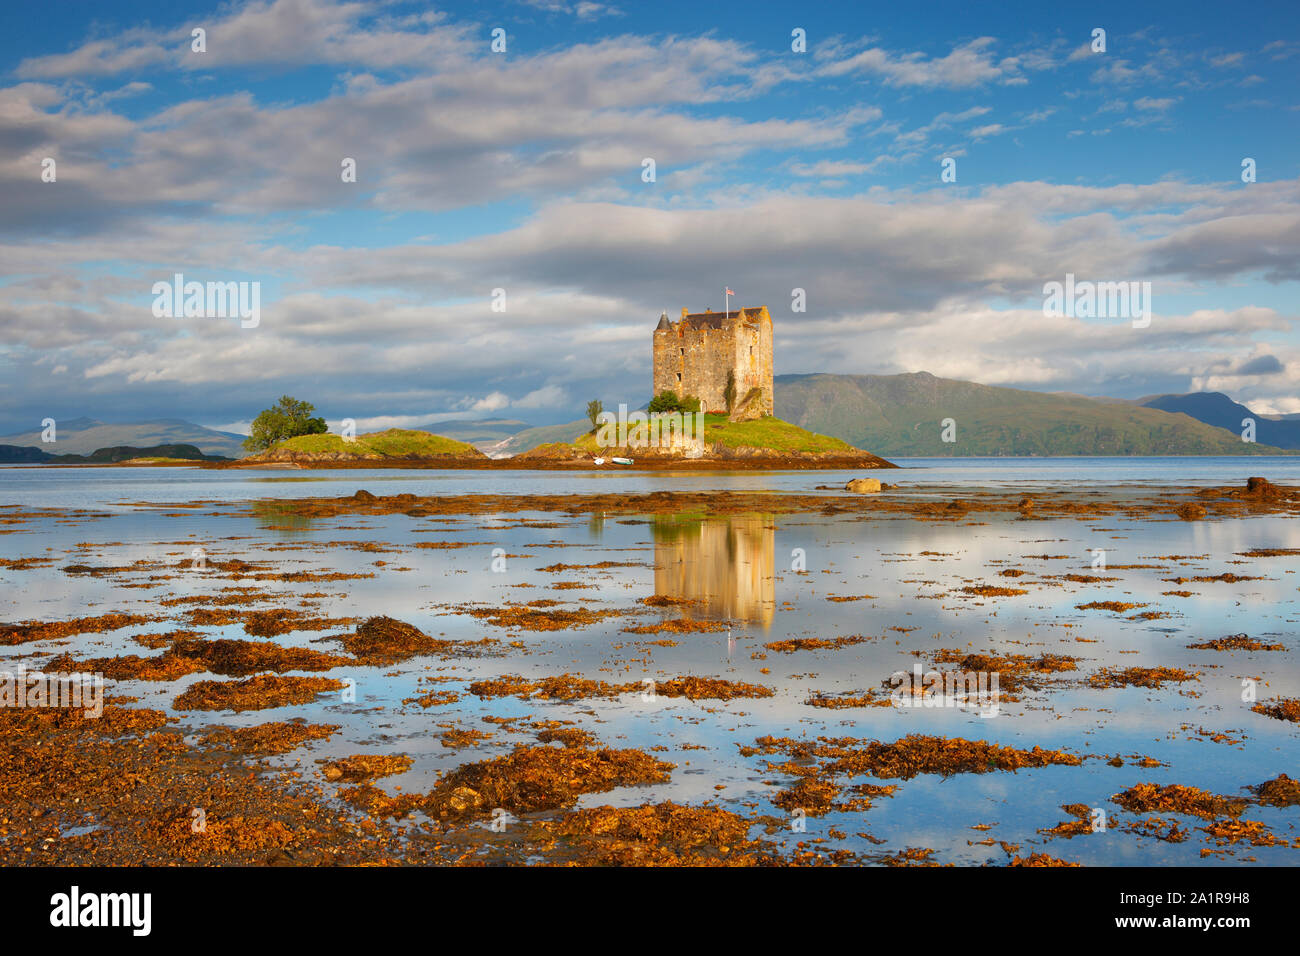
229 307 896 470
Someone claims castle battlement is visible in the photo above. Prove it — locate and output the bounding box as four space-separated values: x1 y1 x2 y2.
652 306 774 419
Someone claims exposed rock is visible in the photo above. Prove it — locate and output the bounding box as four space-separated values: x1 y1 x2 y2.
845 477 882 493
446 787 485 813
1243 476 1287 500
423 745 674 820
1252 774 1300 807
320 754 413 782
341 615 459 665
728 388 767 422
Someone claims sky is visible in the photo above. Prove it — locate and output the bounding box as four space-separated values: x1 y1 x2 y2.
0 0 1297 435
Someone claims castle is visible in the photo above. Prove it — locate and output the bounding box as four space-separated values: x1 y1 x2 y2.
652 306 773 420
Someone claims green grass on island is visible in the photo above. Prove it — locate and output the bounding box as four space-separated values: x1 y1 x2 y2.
701 414 857 453
568 414 860 455
266 428 479 458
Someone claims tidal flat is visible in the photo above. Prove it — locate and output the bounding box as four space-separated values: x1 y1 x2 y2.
2 465 1298 866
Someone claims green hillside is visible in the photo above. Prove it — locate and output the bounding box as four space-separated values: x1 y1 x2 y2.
566 414 859 455
702 415 858 453
263 428 480 458
775 372 1292 457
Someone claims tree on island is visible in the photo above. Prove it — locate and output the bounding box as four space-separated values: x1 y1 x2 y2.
648 390 701 415
243 395 328 451
587 399 604 430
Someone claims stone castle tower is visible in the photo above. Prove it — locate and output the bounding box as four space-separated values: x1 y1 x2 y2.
652 306 774 419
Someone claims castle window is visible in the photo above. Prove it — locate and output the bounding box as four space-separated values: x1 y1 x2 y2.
676 373 682 383
679 348 683 356
749 346 753 356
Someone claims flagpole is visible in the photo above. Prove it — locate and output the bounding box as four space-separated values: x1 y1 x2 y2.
725 288 730 320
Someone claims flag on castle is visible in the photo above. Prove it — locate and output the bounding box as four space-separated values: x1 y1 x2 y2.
725 287 735 318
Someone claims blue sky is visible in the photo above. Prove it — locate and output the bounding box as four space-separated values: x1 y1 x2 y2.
0 0 1297 434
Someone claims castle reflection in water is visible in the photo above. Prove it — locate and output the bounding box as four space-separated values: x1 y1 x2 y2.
650 514 776 628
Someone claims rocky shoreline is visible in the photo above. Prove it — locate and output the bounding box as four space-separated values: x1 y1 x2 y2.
216 449 898 470
2 476 1296 867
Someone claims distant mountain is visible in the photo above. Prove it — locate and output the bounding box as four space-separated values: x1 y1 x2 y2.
52 444 227 463
1138 392 1300 449
773 372 1291 456
0 442 228 464
490 375 1292 458
485 419 590 457
0 418 247 458
414 418 532 449
0 445 53 463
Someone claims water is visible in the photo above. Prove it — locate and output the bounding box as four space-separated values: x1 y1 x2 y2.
2 455 1298 510
2 458 1297 865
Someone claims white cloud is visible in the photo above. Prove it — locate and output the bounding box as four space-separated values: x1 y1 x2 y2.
17 0 475 78
787 160 876 177
514 384 568 408
461 392 511 413
1134 96 1178 111
819 38 1016 88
